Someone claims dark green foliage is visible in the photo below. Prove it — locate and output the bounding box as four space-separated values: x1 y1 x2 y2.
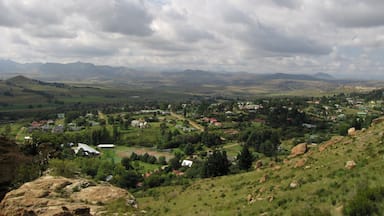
129 152 158 164
49 159 79 178
344 185 384 216
237 145 254 170
145 173 166 188
242 127 280 157
158 156 167 165
201 150 230 178
121 157 133 170
185 161 203 178
184 143 194 155
168 157 181 170
201 131 222 147
113 170 142 189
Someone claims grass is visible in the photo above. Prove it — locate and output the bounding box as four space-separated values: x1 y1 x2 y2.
135 120 384 215
111 146 174 161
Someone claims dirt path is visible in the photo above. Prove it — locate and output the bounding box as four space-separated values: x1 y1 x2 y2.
170 112 204 132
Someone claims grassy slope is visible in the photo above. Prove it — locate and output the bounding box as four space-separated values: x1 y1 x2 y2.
135 119 384 216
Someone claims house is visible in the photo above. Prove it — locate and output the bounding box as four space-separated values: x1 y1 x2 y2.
131 120 148 128
302 123 317 129
97 144 115 148
52 125 64 133
24 136 32 144
73 143 100 156
57 113 65 119
181 159 193 167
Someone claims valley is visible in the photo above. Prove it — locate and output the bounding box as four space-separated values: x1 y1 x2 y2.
0 74 384 215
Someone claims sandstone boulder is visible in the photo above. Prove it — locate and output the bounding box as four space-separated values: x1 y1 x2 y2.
290 181 299 189
294 158 307 168
371 117 384 125
259 175 268 184
348 127 356 136
255 160 263 169
290 143 307 157
345 160 356 170
0 175 137 216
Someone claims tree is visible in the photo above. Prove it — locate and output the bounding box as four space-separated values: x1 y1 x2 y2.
184 143 194 155
158 156 167 165
237 146 254 170
168 156 181 170
121 157 133 170
202 150 230 178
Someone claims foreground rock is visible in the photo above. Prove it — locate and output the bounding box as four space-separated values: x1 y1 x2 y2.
0 175 137 216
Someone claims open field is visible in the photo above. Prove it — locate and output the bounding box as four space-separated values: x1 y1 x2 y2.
103 146 174 162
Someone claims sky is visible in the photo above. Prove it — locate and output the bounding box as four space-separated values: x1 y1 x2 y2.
1 0 384 79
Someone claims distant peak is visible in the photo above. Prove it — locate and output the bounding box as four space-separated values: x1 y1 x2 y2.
313 72 334 80
7 75 32 82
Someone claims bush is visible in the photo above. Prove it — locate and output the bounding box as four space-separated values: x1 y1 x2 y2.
49 159 79 178
344 186 384 216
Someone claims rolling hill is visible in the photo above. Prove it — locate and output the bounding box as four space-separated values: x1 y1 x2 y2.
135 118 384 215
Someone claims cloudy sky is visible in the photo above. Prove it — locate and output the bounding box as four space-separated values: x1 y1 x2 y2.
1 0 384 78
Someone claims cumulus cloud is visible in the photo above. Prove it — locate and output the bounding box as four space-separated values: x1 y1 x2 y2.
0 0 383 78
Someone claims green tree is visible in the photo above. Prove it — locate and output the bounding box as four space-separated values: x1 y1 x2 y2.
158 156 167 165
121 157 133 170
202 150 230 178
237 145 254 170
184 143 194 155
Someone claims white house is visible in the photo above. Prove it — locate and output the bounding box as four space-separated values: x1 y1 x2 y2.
73 143 100 156
97 144 115 148
131 120 148 128
181 159 193 167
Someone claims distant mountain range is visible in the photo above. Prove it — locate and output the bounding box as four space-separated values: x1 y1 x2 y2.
2 59 384 98
0 59 335 83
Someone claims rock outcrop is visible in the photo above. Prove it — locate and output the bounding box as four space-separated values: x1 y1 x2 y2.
290 143 307 157
0 175 137 216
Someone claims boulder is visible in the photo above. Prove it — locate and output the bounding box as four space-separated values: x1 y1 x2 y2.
371 117 384 125
345 160 356 170
348 127 356 136
290 143 307 157
273 165 281 171
0 175 137 216
290 181 299 189
294 158 307 168
255 160 263 169
259 175 268 184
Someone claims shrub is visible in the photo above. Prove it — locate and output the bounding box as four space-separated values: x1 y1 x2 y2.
344 186 384 216
49 159 79 178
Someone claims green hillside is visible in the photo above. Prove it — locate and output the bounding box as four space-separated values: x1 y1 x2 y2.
135 118 384 215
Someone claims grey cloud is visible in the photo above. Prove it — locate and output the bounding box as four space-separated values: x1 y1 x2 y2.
271 0 299 8
0 1 18 27
176 25 214 43
140 37 193 52
223 7 253 25
319 1 384 28
91 0 153 36
25 26 77 39
241 21 331 55
45 44 118 57
0 1 62 28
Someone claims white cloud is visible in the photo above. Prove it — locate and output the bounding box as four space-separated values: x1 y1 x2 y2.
0 0 383 78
